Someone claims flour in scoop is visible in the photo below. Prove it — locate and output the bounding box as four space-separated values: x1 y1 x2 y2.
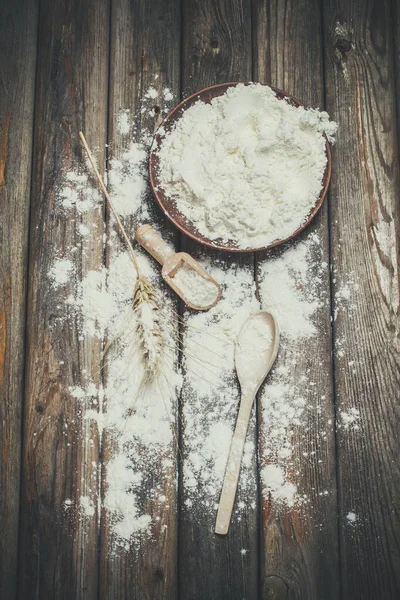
156 83 337 249
171 263 220 307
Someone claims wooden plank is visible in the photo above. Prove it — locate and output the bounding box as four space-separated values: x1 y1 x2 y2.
0 1 38 597
17 0 110 597
252 1 340 598
180 2 259 600
99 1 181 599
323 0 400 598
394 1 400 143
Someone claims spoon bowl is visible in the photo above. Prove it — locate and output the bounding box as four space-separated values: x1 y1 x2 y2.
235 311 280 394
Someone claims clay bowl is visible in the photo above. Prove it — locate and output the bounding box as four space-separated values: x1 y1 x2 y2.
149 82 332 253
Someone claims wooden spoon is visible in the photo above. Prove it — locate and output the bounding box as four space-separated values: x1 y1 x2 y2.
136 224 221 311
215 311 280 535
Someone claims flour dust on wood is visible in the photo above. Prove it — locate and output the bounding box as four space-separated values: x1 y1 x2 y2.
44 85 359 554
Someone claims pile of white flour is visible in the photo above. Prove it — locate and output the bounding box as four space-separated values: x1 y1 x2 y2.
156 83 337 249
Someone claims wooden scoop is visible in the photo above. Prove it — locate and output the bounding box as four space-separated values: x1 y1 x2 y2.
215 311 280 535
136 224 222 311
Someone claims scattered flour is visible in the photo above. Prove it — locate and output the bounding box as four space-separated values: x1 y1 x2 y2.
334 276 360 320
69 385 91 401
48 259 74 285
58 170 102 214
163 88 174 102
145 86 159 99
78 223 90 236
339 407 361 431
258 234 328 507
181 261 259 509
104 454 152 539
49 94 182 550
80 495 95 517
346 511 358 524
156 83 337 249
261 465 297 507
117 109 131 135
259 238 325 340
108 141 148 218
72 249 181 547
46 83 358 550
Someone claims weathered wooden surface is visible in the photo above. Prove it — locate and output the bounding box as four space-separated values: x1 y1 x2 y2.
0 0 398 598
0 1 38 597
394 0 400 154
253 1 340 598
99 1 181 599
323 0 400 598
180 2 259 600
17 0 109 597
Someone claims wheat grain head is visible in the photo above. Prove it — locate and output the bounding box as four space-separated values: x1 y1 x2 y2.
133 274 163 376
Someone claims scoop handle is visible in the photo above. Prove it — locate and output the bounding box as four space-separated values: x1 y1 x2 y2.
136 224 175 266
215 390 255 535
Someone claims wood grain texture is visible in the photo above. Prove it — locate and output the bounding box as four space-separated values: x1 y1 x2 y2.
180 2 259 599
4 2 399 598
99 1 181 599
393 0 400 148
323 0 400 598
252 1 340 598
0 1 38 597
17 0 109 597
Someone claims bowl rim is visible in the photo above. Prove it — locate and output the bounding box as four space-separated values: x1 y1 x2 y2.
149 81 332 253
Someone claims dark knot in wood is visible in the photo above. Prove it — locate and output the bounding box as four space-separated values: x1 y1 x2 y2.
335 36 352 54
333 22 353 57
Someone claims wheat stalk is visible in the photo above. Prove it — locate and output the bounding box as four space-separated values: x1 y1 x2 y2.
79 131 163 377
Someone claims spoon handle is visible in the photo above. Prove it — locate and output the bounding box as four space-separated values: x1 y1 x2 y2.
215 390 255 535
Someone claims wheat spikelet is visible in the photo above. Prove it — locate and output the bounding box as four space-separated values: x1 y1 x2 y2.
133 274 163 376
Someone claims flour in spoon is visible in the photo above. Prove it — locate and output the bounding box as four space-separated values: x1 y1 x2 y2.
235 313 274 391
156 83 337 249
170 263 220 307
